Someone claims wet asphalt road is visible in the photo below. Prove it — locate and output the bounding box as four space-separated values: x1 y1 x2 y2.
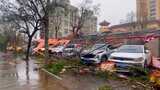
0 54 40 90
0 53 107 90
0 53 133 90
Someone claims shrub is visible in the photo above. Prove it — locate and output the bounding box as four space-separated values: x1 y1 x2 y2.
129 67 150 81
45 61 65 75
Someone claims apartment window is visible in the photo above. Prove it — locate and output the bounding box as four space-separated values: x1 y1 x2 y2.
150 0 156 4
150 11 156 17
150 16 156 20
149 0 156 18
150 10 156 20
150 8 156 13
150 5 156 9
150 0 155 4
150 0 156 8
150 13 156 17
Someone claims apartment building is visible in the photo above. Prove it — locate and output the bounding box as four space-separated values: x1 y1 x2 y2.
137 0 160 20
48 0 97 38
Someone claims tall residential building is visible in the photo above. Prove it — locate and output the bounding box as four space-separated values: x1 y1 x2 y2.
148 0 160 20
137 0 160 21
136 0 148 21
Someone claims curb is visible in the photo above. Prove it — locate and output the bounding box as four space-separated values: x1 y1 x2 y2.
41 68 62 80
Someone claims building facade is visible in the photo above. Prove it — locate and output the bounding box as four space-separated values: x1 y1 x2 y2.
136 0 148 21
81 15 97 35
137 0 160 21
148 0 160 20
48 0 97 38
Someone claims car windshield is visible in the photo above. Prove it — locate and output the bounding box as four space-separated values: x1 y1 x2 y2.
91 44 106 50
117 45 144 53
56 46 64 48
66 45 74 48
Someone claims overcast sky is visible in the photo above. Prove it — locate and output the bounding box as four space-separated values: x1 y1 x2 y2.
70 0 136 25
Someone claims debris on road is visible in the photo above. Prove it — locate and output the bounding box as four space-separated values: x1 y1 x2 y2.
150 70 160 85
60 68 66 74
117 74 128 80
79 68 91 75
100 61 116 72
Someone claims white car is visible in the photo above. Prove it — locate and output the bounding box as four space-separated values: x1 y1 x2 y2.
63 44 82 57
81 44 113 64
108 45 151 72
49 46 65 54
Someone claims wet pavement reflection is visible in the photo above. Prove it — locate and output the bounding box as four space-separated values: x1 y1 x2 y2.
0 54 61 90
0 53 107 90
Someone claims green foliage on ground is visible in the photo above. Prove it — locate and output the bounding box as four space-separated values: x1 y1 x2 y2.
45 61 65 75
43 58 87 75
129 67 150 82
98 85 112 90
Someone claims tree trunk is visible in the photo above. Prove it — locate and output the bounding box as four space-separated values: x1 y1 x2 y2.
14 36 17 56
44 16 49 64
55 27 58 39
26 37 32 60
44 0 50 65
25 37 32 81
55 30 58 39
44 20 49 64
25 59 30 80
72 26 76 35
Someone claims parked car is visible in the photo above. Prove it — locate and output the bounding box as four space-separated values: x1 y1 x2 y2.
63 44 82 57
80 44 113 64
108 45 151 72
49 45 65 55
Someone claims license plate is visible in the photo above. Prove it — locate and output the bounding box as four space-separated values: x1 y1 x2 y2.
116 63 132 68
